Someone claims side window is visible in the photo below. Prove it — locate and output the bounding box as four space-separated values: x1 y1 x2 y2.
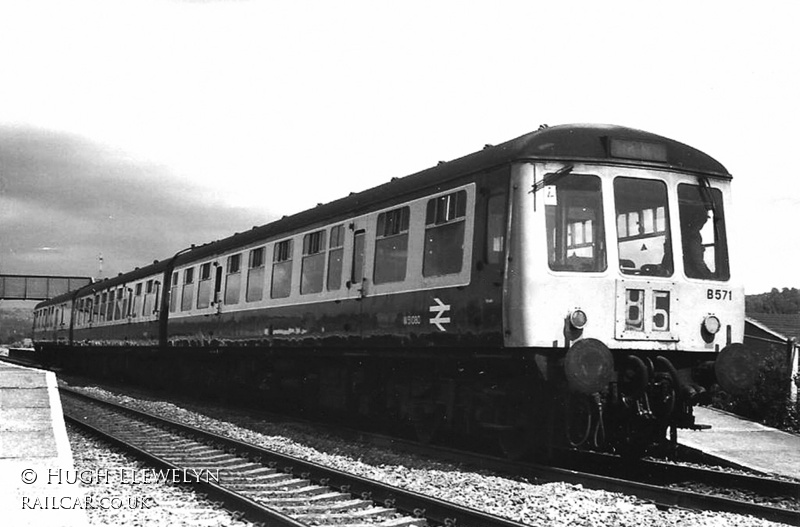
122 287 130 319
246 248 265 302
486 193 506 265
301 230 326 295
181 268 195 311
132 283 142 318
374 206 410 284
224 254 242 305
423 190 467 277
327 225 344 291
545 174 606 272
169 272 179 312
112 289 120 320
106 290 115 320
75 299 83 326
271 239 294 299
94 294 101 322
197 263 213 309
143 279 154 316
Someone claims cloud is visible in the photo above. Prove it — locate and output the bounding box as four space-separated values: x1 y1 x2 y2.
0 125 272 278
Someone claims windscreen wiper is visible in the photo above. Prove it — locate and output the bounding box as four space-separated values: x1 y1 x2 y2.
697 174 722 248
697 174 719 220
530 164 574 194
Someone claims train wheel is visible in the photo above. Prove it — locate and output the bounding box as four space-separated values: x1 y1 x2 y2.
497 420 531 460
413 405 443 444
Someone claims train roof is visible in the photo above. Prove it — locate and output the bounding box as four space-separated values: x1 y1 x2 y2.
35 260 171 308
35 124 729 309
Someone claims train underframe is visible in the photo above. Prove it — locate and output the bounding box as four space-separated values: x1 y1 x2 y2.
40 343 715 458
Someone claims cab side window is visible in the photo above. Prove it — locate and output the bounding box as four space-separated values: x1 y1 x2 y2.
545 174 606 272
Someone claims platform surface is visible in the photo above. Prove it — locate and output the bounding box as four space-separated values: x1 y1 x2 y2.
680 405 800 479
0 361 86 526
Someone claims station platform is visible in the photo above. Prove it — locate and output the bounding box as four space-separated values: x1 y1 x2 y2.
0 361 87 526
680 405 800 479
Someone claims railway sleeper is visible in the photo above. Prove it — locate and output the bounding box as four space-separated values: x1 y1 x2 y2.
278 498 375 514
264 492 355 506
231 483 335 495
228 484 331 496
248 477 312 490
160 456 255 469
342 518 428 527
137 440 209 449
293 506 398 522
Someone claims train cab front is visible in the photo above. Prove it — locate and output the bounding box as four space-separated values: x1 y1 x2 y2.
503 135 755 453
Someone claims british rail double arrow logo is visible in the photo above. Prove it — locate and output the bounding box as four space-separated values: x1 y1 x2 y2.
429 298 451 331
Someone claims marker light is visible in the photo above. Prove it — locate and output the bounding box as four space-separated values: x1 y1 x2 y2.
569 309 588 330
703 315 721 335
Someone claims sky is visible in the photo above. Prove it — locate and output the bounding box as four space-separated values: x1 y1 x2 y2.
0 0 798 295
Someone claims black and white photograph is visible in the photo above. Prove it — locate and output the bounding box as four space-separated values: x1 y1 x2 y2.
1 1 798 526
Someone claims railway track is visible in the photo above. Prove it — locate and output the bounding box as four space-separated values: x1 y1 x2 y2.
492 450 800 525
5 352 793 526
325 425 800 525
60 388 531 527
61 384 800 526
553 450 800 505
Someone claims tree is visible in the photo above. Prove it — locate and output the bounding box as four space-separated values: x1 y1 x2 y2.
746 287 800 314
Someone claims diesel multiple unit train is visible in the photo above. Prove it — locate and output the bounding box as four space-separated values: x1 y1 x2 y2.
33 124 755 456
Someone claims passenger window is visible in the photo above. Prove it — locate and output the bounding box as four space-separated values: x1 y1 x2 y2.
224 254 242 305
106 290 115 320
143 279 155 316
197 263 213 309
122 287 130 319
271 239 293 298
169 272 179 312
374 206 410 284
114 288 122 320
301 231 326 295
545 174 606 272
132 283 142 318
181 268 195 311
246 248 265 302
327 225 345 291
423 190 467 277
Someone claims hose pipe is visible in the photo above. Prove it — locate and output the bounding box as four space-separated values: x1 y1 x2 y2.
621 355 649 397
655 355 693 402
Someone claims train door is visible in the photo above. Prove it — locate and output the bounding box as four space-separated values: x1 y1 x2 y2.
213 265 223 307
344 222 368 336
